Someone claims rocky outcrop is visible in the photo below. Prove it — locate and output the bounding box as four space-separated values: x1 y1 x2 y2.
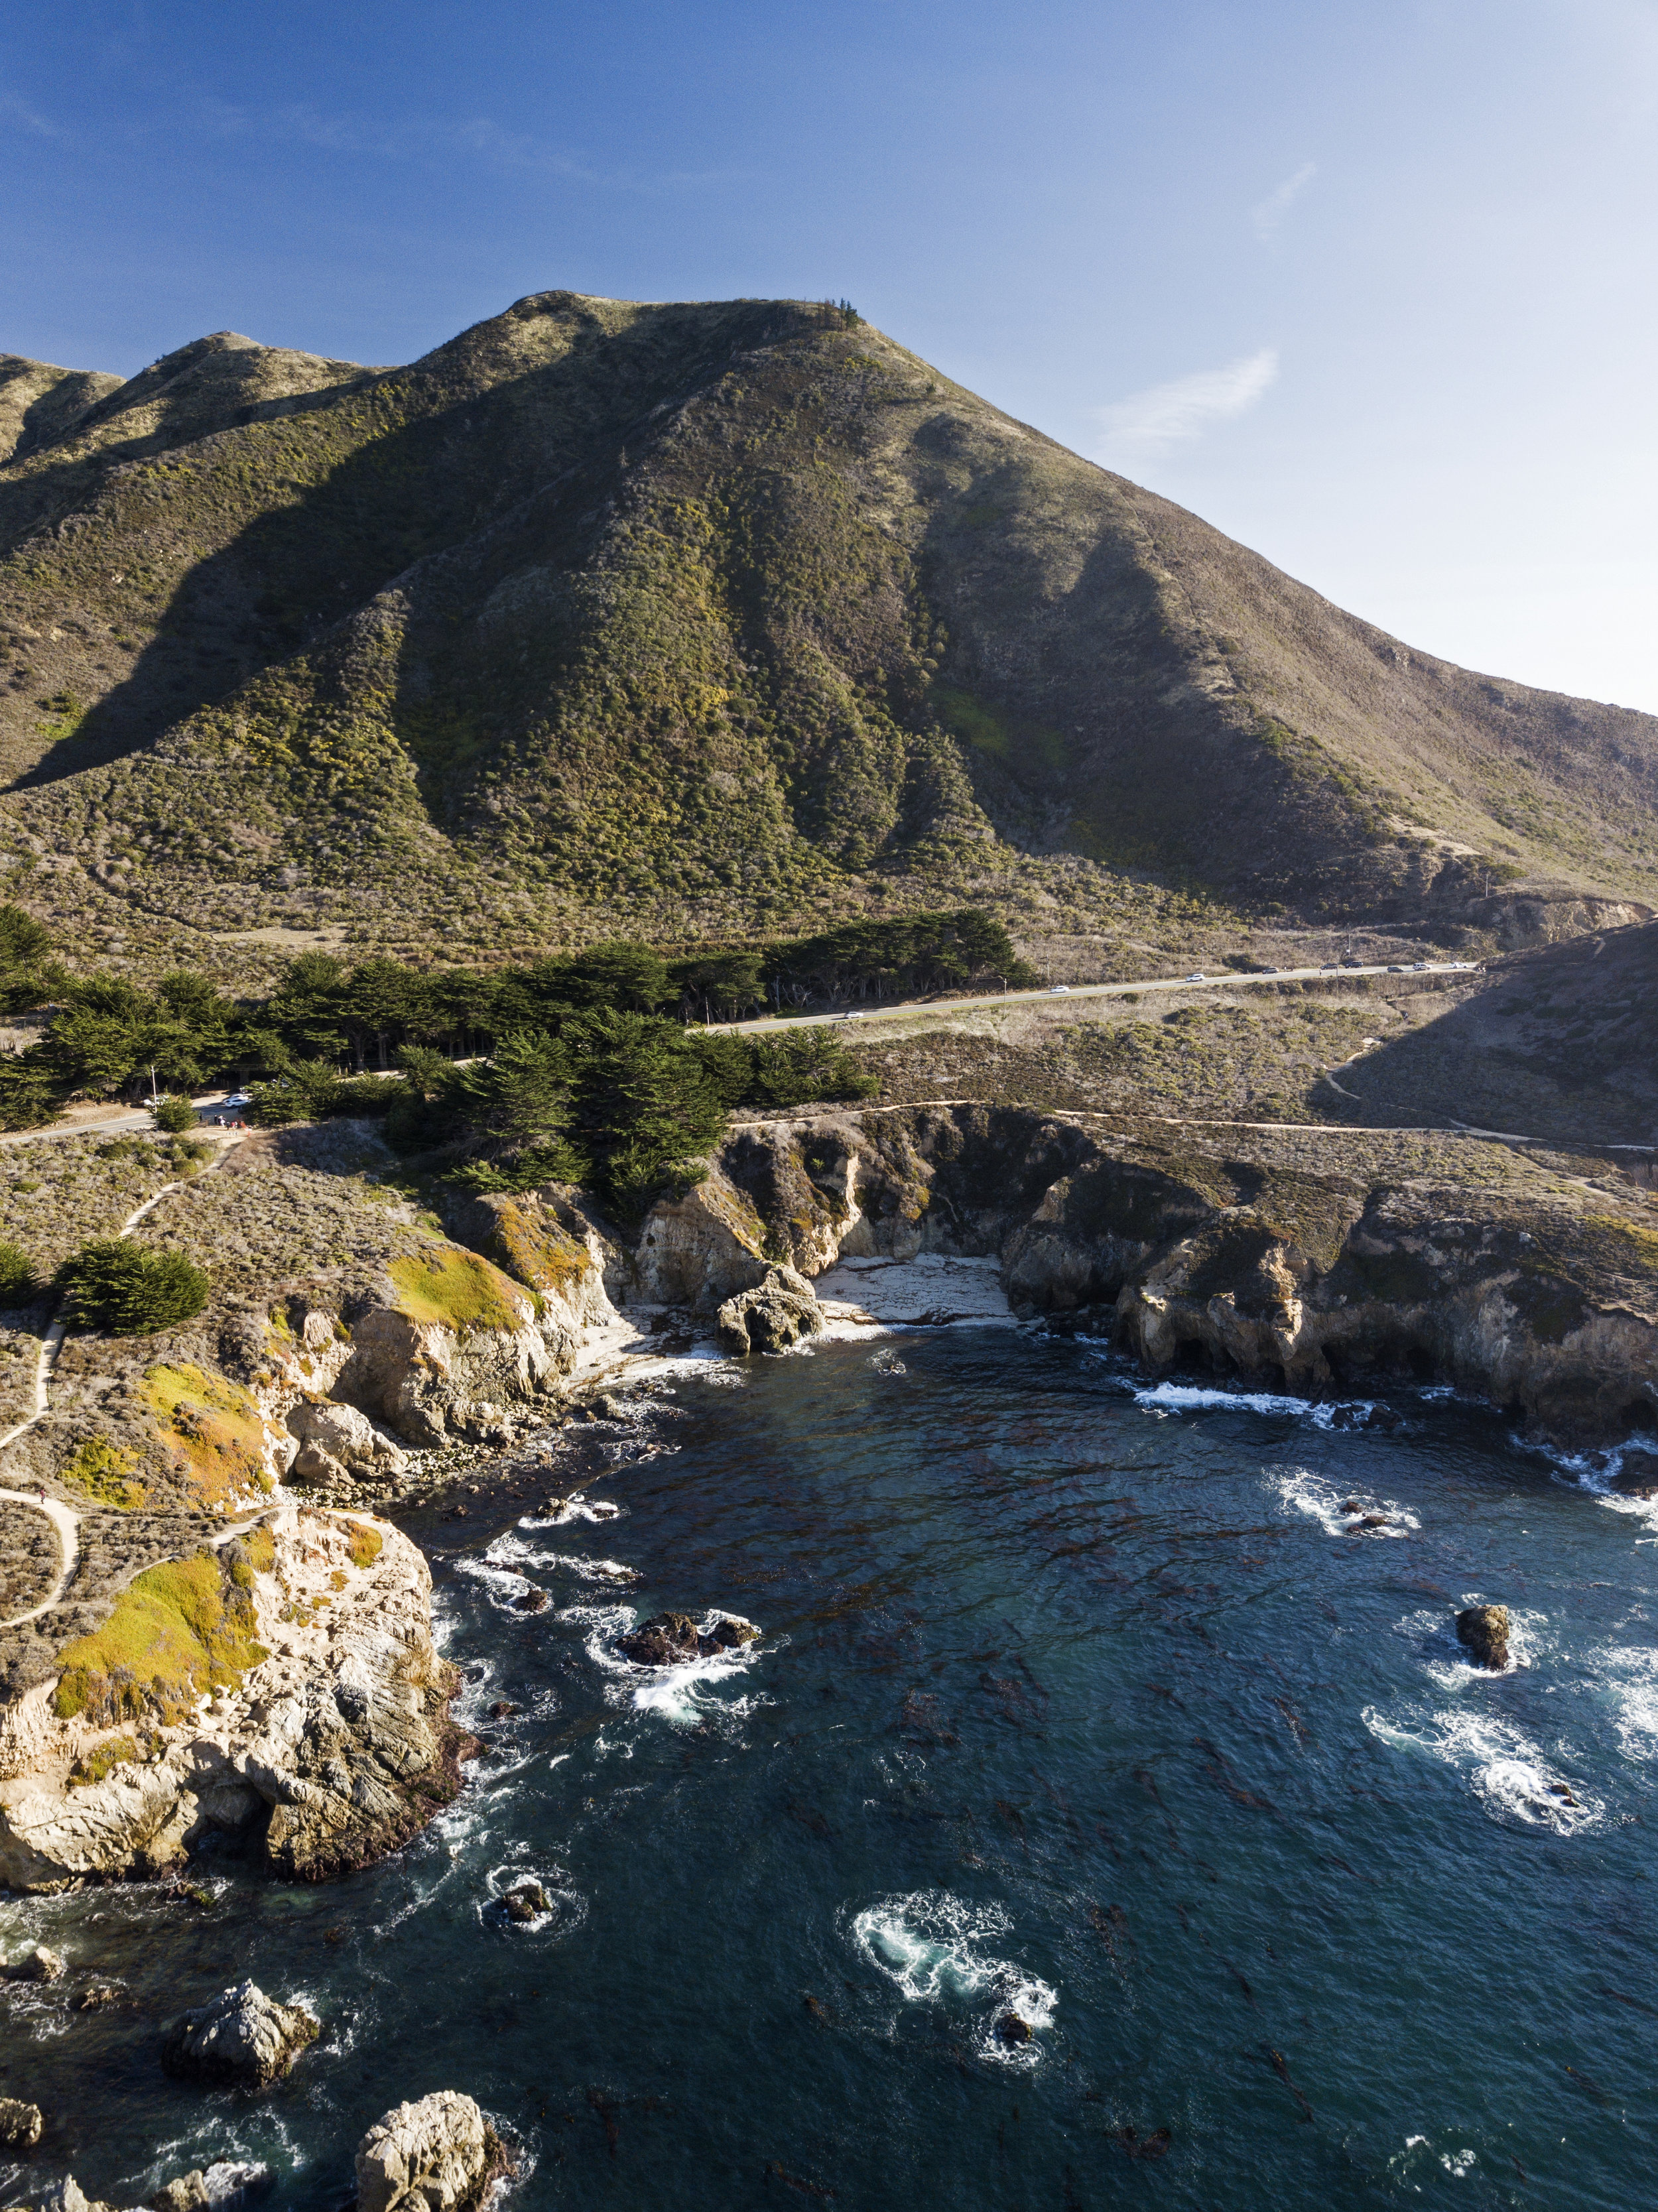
355 2091 504 2212
440 1185 623 1374
0 1501 470 1890
1456 1605 1511 1670
716 1265 824 1355
647 1108 1658 1449
619 1612 759 1665
286 1401 408 1488
149 2164 269 2212
4 1944 64 1982
0 2096 42 2148
161 1979 318 2085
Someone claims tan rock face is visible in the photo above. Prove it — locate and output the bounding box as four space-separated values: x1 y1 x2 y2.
355 2091 501 2212
160 1978 318 2085
716 1266 825 1355
0 1501 468 1890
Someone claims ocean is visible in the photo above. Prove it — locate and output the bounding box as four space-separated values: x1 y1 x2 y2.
5 1325 1657 2210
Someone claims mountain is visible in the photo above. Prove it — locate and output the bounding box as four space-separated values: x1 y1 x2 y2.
2 292 1655 966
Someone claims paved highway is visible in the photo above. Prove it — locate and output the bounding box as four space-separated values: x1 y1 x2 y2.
714 960 1478 1034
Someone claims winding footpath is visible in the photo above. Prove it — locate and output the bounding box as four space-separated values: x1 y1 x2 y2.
0 1137 246 1627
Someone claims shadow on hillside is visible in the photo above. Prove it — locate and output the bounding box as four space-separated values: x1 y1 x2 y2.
1319 924 1658 1146
12 298 813 801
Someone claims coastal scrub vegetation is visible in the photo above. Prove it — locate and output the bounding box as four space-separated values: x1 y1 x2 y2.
52 1546 269 1724
60 1239 210 1336
0 1240 37 1304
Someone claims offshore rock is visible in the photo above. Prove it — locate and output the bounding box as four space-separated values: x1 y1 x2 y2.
716 1265 824 1355
160 1979 318 2086
619 1612 702 1666
355 2091 504 2212
619 1613 759 1665
0 1503 470 1891
1456 1605 1511 1670
0 2095 42 2148
5 1945 64 1983
150 2162 271 2212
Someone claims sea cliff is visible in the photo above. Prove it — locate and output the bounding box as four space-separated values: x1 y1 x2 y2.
0 1101 1653 1891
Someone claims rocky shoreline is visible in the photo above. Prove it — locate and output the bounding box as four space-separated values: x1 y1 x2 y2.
0 1101 1654 1902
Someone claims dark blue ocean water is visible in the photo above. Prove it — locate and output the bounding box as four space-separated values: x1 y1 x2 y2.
4 1327 1658 2211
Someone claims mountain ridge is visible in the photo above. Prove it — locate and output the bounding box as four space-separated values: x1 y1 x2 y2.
1 290 1653 970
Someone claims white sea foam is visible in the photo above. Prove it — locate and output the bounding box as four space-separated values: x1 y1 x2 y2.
1364 1703 1601 1831
1269 1465 1419 1538
1137 1381 1379 1429
625 1612 768 1725
849 1888 1057 2067
1582 1643 1658 1764
483 1531 638 1582
518 1497 623 1527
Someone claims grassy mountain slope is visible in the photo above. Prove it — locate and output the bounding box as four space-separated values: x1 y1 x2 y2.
1 292 1653 966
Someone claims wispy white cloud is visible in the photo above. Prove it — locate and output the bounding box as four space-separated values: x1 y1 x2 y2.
198 98 735 192
1251 161 1316 243
0 89 63 140
1094 349 1279 461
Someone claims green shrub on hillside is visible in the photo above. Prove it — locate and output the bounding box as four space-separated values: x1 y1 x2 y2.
60 1240 210 1335
151 1095 198 1133
0 1240 38 1304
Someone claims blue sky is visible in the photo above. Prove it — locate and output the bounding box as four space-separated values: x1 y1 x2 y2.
5 0 1656 709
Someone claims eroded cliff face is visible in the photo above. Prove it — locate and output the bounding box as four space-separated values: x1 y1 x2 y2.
0 1500 464 1892
646 1108 1658 1447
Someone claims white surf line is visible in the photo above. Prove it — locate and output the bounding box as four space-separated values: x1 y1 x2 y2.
0 1134 247 1627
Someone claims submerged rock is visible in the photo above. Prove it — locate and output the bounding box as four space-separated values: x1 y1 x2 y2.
5 1945 64 1983
355 2090 505 2212
994 2012 1033 2046
160 1980 318 2087
0 2095 42 2148
716 1266 824 1356
509 1587 550 1615
1455 1604 1511 1670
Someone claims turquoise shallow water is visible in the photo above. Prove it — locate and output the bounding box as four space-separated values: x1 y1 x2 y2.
3 1327 1658 2209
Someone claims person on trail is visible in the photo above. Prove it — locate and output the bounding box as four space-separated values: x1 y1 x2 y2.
35 1485 44 1506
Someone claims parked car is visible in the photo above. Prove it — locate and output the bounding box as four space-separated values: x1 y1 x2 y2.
1411 961 1428 971
1320 963 1339 971
1184 972 1206 982
223 1091 253 1108
1049 984 1070 994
